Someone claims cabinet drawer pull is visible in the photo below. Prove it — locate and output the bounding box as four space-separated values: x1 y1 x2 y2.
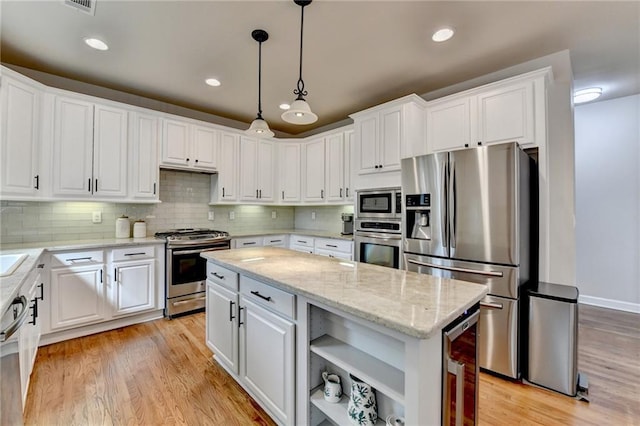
29 299 38 325
211 272 225 280
269 240 281 243
326 244 338 248
243 242 256 246
37 283 44 301
297 240 307 244
229 301 236 321
66 256 92 262
124 252 146 256
250 291 272 302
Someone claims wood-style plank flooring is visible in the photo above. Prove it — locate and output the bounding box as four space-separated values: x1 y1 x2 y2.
24 305 640 425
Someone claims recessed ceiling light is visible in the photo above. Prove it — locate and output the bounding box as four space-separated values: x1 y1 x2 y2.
279 103 291 110
205 78 221 87
84 38 108 51
432 27 455 42
574 87 602 104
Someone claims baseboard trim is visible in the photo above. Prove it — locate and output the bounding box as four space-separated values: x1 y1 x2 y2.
579 295 640 314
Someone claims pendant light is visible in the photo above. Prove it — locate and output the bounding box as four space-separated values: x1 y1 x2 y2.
246 29 275 138
282 0 318 125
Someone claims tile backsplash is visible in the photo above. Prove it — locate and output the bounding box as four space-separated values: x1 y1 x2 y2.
0 170 352 245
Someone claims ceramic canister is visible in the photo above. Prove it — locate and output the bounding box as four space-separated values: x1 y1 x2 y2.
115 215 130 239
347 374 377 426
133 220 147 238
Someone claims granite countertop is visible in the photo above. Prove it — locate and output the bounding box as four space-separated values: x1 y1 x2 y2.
202 247 487 339
230 229 353 241
0 237 165 314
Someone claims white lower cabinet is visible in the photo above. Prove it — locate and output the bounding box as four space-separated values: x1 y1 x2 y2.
206 280 239 374
289 235 315 254
314 238 354 260
205 266 296 426
47 246 160 333
111 247 155 317
19 263 44 408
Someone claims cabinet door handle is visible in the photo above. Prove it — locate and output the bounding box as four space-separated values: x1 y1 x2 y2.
88 178 92 192
153 182 157 195
114 268 117 282
282 190 285 200
340 188 343 198
346 188 349 197
229 301 236 321
238 306 245 327
259 189 262 199
256 189 259 198
211 272 225 280
95 179 98 192
29 299 38 325
100 269 103 283
222 187 225 197
37 283 44 301
250 290 272 302
34 175 39 190
321 189 324 199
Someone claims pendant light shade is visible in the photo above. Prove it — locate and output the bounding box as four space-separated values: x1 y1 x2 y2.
282 0 318 125
246 29 274 138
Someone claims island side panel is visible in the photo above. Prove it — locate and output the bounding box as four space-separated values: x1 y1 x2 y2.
404 334 442 425
296 297 311 426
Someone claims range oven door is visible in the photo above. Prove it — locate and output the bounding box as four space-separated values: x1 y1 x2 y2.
167 245 228 298
354 232 402 269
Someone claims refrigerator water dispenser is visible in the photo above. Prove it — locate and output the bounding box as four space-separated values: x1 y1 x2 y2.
405 194 432 240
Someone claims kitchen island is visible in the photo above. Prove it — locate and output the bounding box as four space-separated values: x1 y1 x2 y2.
201 247 487 426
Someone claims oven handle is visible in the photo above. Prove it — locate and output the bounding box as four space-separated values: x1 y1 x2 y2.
354 233 402 241
1 296 28 342
407 259 503 277
171 247 227 255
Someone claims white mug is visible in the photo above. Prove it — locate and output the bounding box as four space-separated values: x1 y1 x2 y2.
322 371 342 403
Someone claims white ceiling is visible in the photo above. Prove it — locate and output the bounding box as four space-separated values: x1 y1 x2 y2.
1 1 639 135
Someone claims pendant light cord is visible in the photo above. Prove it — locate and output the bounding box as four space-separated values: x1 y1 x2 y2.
294 3 308 100
257 39 264 119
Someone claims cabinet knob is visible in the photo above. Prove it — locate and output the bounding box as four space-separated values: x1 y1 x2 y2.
477 141 482 146
464 144 469 148
195 159 199 163
379 164 383 168
374 165 379 169
186 158 190 162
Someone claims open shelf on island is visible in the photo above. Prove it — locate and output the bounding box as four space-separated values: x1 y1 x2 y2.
310 387 386 426
309 334 405 404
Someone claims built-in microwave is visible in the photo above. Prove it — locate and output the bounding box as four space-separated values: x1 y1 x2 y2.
356 188 402 219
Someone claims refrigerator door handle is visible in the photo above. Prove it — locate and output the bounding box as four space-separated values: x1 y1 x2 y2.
480 301 504 310
442 160 448 248
407 259 504 277
449 159 457 249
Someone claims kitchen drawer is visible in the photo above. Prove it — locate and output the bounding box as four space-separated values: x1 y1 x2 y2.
240 276 295 319
289 234 314 248
234 237 263 249
111 245 155 261
314 238 353 254
263 235 288 247
207 262 239 291
289 245 314 254
50 250 104 267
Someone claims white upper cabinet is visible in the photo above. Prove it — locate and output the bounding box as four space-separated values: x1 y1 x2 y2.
325 132 344 202
52 96 128 198
129 111 159 200
0 70 43 197
426 68 550 153
278 143 301 203
211 131 239 203
161 117 218 172
239 137 275 202
302 137 325 202
351 94 427 175
344 129 354 201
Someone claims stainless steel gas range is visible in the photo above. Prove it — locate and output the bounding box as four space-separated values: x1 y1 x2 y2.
155 228 230 318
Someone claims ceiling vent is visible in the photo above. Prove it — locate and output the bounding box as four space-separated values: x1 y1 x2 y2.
63 0 96 15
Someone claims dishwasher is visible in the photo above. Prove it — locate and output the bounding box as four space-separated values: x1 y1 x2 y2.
1 296 29 425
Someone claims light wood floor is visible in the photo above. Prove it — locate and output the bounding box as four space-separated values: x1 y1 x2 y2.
24 305 640 425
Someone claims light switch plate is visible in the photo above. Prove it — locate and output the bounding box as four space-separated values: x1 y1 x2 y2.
208 211 215 221
311 211 316 220
229 211 235 220
92 211 102 223
271 211 277 219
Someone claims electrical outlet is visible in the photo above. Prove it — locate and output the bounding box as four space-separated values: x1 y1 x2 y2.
208 211 215 221
311 211 316 220
229 211 235 220
271 211 277 219
92 211 102 223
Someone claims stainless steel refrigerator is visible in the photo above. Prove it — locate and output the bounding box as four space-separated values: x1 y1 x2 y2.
401 142 532 379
